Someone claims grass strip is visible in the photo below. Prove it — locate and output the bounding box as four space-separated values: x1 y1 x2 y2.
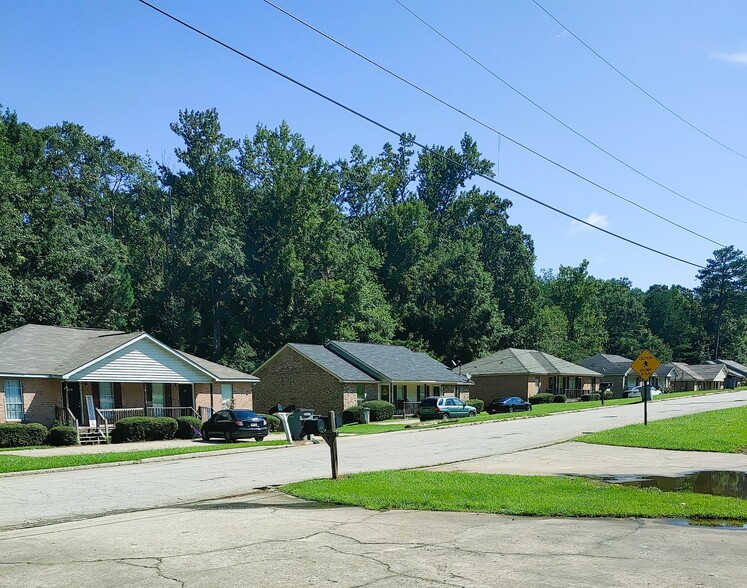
576 406 747 453
0 440 288 473
282 470 747 522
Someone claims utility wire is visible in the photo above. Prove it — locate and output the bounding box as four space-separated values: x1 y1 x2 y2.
531 0 747 163
134 0 706 269
263 0 725 247
394 0 747 226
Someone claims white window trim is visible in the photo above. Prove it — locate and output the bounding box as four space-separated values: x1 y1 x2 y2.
3 380 24 421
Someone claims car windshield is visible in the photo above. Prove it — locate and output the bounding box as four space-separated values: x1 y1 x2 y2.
495 397 514 403
232 410 258 419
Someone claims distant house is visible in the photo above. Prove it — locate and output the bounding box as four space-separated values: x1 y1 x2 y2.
253 341 470 416
577 354 637 396
714 359 747 388
650 363 684 391
460 349 602 401
671 363 728 392
0 324 259 440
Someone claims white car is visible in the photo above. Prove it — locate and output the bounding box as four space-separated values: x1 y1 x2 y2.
626 386 661 398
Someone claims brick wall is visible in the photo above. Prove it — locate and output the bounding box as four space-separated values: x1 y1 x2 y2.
470 374 532 401
0 378 62 426
254 347 346 414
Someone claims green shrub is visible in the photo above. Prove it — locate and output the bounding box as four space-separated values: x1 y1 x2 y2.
603 390 613 399
258 413 283 432
110 417 178 443
47 425 79 446
529 393 554 405
361 400 395 422
342 406 361 424
0 422 49 448
553 394 567 403
580 393 601 402
465 399 484 413
175 416 202 439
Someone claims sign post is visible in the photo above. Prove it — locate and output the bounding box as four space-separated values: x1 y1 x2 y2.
630 350 661 426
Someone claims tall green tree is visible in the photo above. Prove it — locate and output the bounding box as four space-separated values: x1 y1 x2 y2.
695 246 747 360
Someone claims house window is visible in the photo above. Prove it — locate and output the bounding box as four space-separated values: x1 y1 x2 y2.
152 383 165 408
433 386 440 397
356 384 365 401
99 382 115 410
221 383 233 404
380 385 389 402
3 380 23 421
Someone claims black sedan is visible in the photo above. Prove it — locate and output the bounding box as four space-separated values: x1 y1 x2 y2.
201 409 269 442
485 396 532 414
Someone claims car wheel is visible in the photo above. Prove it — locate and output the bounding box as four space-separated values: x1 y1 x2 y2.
509 406 514 413
224 431 233 443
201 429 209 441
469 410 476 417
527 405 532 411
255 436 266 442
441 412 449 420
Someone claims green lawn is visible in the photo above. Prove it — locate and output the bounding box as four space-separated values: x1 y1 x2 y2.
0 440 288 474
577 406 747 453
282 470 747 522
338 389 736 435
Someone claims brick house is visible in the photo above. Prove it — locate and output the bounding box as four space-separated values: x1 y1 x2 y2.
462 348 602 401
577 353 637 397
253 341 471 416
0 325 259 439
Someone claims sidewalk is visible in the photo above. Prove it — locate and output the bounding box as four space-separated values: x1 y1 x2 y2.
3 431 288 457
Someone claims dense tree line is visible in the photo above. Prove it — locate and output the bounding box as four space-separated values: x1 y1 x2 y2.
1 107 745 369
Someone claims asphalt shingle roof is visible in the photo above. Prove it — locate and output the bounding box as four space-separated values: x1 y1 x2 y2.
672 363 728 381
716 359 747 377
0 324 257 381
326 341 466 383
461 349 601 377
576 353 633 376
288 344 376 382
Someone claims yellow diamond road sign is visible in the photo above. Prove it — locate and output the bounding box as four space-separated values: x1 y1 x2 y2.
631 350 661 381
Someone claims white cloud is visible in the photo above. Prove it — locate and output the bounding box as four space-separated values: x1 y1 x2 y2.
569 212 609 233
713 51 747 64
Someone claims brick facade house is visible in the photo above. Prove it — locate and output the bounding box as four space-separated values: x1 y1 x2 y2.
0 325 258 436
253 341 471 416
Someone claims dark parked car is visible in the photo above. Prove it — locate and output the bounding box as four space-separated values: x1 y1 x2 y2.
201 409 269 442
485 396 532 414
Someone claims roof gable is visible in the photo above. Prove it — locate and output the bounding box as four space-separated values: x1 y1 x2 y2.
288 344 376 383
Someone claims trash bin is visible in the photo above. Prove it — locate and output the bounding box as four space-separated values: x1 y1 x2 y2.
360 407 371 424
319 414 343 431
286 408 316 441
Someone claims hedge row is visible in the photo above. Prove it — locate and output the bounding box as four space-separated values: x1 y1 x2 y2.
528 393 555 405
110 416 178 443
0 423 50 448
465 399 484 414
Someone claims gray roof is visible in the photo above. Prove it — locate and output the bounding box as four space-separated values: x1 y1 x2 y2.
653 363 681 378
462 349 602 377
0 324 256 382
326 341 467 384
715 359 747 377
0 324 141 376
577 353 633 376
288 344 376 383
672 362 728 381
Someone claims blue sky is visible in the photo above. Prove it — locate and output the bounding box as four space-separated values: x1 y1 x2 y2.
3 0 746 290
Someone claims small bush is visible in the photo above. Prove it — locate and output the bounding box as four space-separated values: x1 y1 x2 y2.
553 394 567 403
342 406 361 424
258 413 283 432
110 417 178 443
603 390 613 399
529 393 555 405
175 416 203 439
361 400 395 422
0 422 49 448
580 393 601 402
47 426 79 446
465 399 484 413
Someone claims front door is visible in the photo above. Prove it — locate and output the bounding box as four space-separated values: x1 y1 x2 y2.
66 383 83 423
178 384 193 408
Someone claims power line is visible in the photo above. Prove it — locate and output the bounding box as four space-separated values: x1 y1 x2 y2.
262 0 725 247
530 0 747 163
393 0 747 226
134 0 706 269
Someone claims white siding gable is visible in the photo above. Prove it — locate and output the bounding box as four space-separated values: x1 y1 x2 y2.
69 338 213 383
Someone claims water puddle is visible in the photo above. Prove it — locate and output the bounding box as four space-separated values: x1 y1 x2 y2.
666 518 747 530
594 470 747 499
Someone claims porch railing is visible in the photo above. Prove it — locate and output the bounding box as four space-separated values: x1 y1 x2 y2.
98 408 145 423
147 406 199 419
94 408 110 438
55 406 80 444
402 401 420 417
